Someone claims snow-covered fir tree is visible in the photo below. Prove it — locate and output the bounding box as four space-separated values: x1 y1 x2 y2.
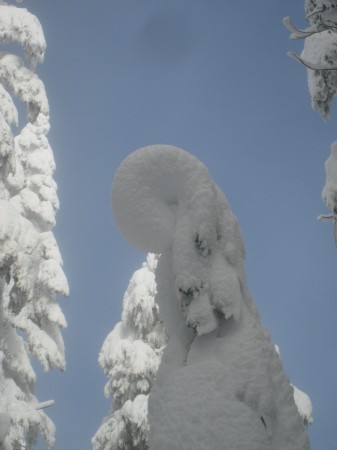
284 1 337 243
0 2 68 448
92 254 166 450
111 145 311 450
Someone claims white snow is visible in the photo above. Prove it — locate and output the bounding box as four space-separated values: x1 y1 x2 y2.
322 140 337 213
0 3 46 68
292 385 313 426
112 145 310 450
0 5 67 445
93 255 166 450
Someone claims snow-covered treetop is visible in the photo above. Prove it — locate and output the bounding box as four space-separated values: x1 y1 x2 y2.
112 145 245 336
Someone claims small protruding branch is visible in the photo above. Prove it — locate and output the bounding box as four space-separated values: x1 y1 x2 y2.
35 400 55 410
287 51 337 70
317 213 336 222
283 16 318 39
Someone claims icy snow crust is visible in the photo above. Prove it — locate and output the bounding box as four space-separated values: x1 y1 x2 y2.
112 145 310 450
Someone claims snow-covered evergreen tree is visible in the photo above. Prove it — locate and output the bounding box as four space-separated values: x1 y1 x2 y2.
284 1 337 244
284 0 337 118
111 145 311 450
0 2 68 448
92 254 166 450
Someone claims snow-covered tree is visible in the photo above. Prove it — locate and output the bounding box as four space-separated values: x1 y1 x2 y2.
284 1 337 244
92 254 166 450
111 145 311 450
284 0 337 118
95 260 312 450
0 2 68 448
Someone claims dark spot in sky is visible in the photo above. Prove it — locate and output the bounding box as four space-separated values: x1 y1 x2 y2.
135 8 197 64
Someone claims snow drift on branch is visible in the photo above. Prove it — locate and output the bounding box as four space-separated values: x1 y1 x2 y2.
0 4 46 68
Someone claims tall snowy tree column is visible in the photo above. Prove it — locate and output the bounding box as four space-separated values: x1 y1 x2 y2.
284 1 337 244
0 2 68 448
112 145 310 450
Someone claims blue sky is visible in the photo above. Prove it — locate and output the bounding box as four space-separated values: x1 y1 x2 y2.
23 1 337 449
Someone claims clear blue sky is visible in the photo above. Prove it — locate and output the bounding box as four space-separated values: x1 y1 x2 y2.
24 1 337 449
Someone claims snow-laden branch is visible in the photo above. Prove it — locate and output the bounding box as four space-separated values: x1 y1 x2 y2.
0 201 68 370
35 400 55 411
0 53 48 123
288 50 337 71
283 16 319 40
0 4 46 68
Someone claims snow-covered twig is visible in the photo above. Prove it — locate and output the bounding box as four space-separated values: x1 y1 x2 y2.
35 400 55 410
287 51 337 70
283 16 318 39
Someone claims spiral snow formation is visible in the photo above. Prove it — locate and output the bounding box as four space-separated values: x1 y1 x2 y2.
112 145 245 335
112 145 220 253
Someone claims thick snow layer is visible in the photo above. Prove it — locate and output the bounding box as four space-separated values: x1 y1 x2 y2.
0 4 46 68
112 145 219 254
292 385 313 426
0 53 48 122
112 145 244 335
112 145 310 450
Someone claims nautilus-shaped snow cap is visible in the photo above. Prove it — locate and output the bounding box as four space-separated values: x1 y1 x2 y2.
112 144 215 253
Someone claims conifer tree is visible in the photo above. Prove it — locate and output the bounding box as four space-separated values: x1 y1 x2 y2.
93 254 166 450
0 2 68 448
284 0 337 242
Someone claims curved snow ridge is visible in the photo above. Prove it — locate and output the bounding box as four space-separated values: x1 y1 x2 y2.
112 145 245 335
0 4 46 68
112 144 219 254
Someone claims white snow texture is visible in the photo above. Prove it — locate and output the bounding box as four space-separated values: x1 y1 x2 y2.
0 2 68 448
112 145 310 450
